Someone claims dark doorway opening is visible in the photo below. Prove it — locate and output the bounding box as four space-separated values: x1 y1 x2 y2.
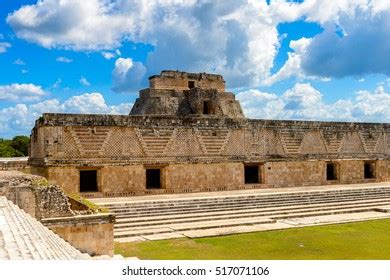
203 101 210 114
244 165 259 184
146 169 161 189
364 162 375 179
326 163 337 181
80 170 98 192
188 81 195 89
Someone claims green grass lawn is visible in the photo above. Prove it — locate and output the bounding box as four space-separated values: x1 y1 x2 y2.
115 219 390 260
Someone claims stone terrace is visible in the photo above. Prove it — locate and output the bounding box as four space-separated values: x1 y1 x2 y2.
0 196 90 260
91 182 390 242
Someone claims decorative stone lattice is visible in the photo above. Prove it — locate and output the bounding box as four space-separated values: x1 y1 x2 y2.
340 131 365 154
300 131 327 154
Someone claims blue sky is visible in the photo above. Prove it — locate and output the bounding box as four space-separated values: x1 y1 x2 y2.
0 0 389 138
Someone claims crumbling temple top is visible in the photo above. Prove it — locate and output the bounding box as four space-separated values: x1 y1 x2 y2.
130 70 244 118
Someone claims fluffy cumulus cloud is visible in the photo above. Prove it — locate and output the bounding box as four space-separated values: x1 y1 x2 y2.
0 92 133 137
301 10 390 78
0 83 45 102
237 83 390 122
267 0 390 80
112 57 146 92
6 0 390 86
7 0 280 89
263 37 313 85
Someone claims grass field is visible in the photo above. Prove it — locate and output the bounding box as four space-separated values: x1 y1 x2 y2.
115 219 390 260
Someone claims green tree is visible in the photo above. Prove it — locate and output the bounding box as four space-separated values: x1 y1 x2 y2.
0 136 29 157
10 136 30 156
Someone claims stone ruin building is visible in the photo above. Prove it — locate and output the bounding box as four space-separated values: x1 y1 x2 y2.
29 70 390 197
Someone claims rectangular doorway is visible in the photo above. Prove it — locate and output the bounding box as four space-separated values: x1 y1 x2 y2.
364 162 375 179
244 165 260 184
146 168 161 189
80 170 98 192
326 162 338 181
203 101 210 114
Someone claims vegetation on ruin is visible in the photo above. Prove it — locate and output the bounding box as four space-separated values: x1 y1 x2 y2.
115 219 390 260
0 136 29 157
67 193 109 213
32 178 50 187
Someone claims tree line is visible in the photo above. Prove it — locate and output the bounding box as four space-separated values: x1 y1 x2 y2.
0 136 30 157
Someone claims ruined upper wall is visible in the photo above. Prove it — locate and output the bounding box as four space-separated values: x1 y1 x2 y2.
130 70 244 118
149 70 225 91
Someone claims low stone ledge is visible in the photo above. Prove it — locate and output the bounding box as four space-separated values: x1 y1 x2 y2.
42 213 115 257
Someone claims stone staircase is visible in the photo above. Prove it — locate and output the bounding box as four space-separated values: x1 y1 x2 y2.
0 196 90 260
93 185 390 242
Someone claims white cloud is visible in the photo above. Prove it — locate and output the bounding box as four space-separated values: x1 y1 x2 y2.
102 49 121 59
301 9 390 78
56 56 73 63
267 0 372 24
13 58 26 65
101 51 115 60
21 69 28 74
79 77 91 86
0 42 11 53
112 57 146 92
7 0 278 88
263 37 312 85
237 83 390 122
0 83 45 102
268 1 390 81
0 92 133 137
7 0 390 87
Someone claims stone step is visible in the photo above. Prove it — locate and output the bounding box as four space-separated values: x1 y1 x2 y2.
108 192 390 212
5 200 75 259
113 205 388 239
100 187 390 208
6 200 53 260
0 197 89 260
106 192 390 212
113 200 390 229
114 197 390 225
110 194 390 217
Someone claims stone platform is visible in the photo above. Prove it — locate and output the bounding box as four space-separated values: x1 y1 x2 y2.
91 182 390 242
0 196 90 260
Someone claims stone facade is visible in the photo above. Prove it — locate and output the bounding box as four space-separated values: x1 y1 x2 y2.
29 71 390 196
42 214 115 256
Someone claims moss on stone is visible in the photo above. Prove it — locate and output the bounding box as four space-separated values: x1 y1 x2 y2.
68 193 109 213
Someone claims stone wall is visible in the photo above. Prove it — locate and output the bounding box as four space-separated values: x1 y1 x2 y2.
149 70 225 92
32 159 389 198
30 115 390 163
0 172 74 219
42 214 115 256
0 157 29 172
28 113 390 196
